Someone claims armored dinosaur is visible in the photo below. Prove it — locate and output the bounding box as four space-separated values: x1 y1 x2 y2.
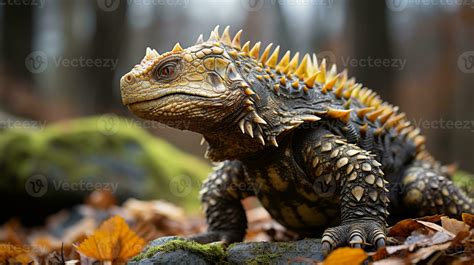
120 26 474 255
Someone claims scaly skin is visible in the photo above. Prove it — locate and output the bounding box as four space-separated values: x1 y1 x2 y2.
120 26 474 255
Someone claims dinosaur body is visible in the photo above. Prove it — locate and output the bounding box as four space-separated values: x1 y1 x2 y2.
120 26 473 254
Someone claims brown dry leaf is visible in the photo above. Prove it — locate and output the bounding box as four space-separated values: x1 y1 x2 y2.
0 243 33 264
441 216 470 235
388 219 425 238
417 214 443 223
323 247 367 265
75 216 146 262
372 257 405 265
85 190 117 209
416 220 455 237
462 213 474 227
407 241 451 263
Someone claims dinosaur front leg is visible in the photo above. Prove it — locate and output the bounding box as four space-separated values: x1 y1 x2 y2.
301 132 389 254
189 160 254 244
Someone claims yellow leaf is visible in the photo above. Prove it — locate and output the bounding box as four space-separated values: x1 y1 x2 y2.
75 216 146 262
323 247 368 265
462 212 474 227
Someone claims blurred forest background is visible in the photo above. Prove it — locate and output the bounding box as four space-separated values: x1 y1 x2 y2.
0 0 473 222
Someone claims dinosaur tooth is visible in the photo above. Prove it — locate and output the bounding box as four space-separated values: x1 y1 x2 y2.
172 42 183 52
238 119 245 134
265 45 280 67
276 51 291 72
357 107 375 119
290 120 304 125
253 114 267 124
232 29 243 49
259 43 273 64
301 115 321 122
288 52 300 72
220 26 231 45
304 71 319 88
200 137 206 146
295 54 310 79
243 99 253 106
257 133 265 145
241 41 250 54
327 108 352 123
249 41 261 59
316 58 326 83
244 121 254 138
270 136 279 147
366 108 384 123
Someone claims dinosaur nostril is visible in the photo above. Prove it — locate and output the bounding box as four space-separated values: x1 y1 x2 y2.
125 74 133 83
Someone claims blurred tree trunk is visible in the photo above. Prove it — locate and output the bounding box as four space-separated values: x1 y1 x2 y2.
87 2 127 112
1 4 33 83
345 0 394 100
452 7 474 171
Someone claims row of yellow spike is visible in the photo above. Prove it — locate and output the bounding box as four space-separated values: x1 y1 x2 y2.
203 26 425 150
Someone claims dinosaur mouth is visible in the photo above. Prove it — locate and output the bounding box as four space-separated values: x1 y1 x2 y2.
125 90 211 106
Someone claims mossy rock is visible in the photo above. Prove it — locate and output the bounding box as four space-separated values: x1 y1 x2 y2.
129 236 225 265
130 236 324 265
0 115 210 224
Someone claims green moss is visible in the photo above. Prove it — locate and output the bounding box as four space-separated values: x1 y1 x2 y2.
245 253 282 265
0 115 211 211
132 239 226 264
452 171 474 197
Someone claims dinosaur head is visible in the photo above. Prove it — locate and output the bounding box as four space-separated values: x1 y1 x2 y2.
120 26 251 133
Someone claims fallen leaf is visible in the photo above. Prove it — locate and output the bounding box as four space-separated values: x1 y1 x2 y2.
388 219 425 238
441 216 470 235
407 241 451 263
372 257 405 265
323 247 367 265
75 216 145 262
0 244 33 264
416 220 455 237
462 213 474 228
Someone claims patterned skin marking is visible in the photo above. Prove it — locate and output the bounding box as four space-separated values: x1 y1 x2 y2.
121 26 474 255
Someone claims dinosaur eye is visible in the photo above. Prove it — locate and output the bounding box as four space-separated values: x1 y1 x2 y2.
160 65 175 76
154 60 180 80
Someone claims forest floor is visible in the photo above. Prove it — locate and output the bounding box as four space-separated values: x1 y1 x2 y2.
0 190 473 265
